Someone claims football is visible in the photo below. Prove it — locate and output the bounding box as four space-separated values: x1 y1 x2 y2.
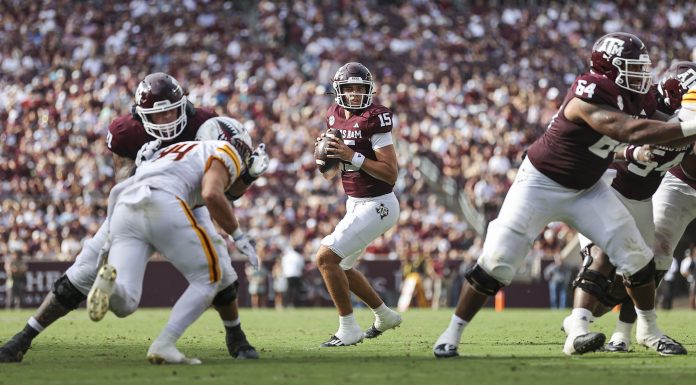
314 128 342 173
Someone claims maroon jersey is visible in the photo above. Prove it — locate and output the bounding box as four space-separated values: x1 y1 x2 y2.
106 108 218 159
325 103 394 198
527 72 656 189
668 155 696 190
611 144 692 200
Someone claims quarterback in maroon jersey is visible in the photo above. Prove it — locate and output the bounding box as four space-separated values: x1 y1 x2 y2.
565 61 696 354
433 33 696 359
0 73 260 363
314 62 402 347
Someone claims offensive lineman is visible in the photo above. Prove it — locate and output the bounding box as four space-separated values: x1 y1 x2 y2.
564 61 696 354
433 33 696 358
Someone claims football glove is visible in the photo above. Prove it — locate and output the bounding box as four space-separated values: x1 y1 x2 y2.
231 230 259 270
135 139 162 167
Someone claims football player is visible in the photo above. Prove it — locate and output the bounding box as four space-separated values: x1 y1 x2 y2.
0 74 263 362
86 120 256 364
433 33 696 358
314 62 402 347
564 61 696 354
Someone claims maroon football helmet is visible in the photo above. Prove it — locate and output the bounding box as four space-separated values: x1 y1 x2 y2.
332 62 375 110
590 32 652 94
133 72 188 140
657 61 696 114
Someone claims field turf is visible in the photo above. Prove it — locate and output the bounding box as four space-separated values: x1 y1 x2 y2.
1 308 694 385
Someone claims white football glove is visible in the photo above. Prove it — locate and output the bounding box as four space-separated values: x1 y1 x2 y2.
247 143 269 178
231 229 259 270
135 139 162 167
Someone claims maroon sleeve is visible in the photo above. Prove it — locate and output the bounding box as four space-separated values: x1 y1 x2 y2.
365 104 393 135
571 73 621 107
106 115 150 159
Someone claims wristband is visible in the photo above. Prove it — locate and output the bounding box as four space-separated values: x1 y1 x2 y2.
240 170 258 185
351 152 365 169
681 119 696 137
231 228 244 241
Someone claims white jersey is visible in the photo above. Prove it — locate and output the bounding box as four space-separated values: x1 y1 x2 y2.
112 140 243 209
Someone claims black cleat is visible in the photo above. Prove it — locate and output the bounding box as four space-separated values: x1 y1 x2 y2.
603 341 629 353
226 332 259 359
0 333 32 363
572 332 606 355
363 325 383 339
433 343 459 358
655 335 687 356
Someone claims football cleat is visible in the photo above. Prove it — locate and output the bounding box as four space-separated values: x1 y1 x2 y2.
364 313 402 339
603 340 629 353
226 334 259 360
320 333 364 347
638 335 687 356
563 332 606 355
87 264 117 322
433 343 459 358
0 332 32 363
147 341 202 365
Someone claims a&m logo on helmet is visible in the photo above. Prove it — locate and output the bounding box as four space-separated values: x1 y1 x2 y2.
596 37 625 57
135 82 150 105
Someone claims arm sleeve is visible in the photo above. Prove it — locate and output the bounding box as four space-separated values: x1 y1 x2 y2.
371 132 394 150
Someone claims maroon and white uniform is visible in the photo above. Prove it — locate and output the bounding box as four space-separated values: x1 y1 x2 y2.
320 103 400 270
577 85 693 271
652 155 696 270
64 108 221 294
478 73 655 283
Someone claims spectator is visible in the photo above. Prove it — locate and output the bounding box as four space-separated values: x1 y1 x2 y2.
4 251 28 310
281 245 305 308
543 255 572 309
680 246 696 309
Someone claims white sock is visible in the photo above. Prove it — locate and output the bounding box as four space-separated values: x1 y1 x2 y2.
435 314 468 346
162 283 215 341
568 308 592 335
635 307 661 339
223 319 240 328
28 317 45 334
614 320 633 337
371 303 390 318
336 313 360 340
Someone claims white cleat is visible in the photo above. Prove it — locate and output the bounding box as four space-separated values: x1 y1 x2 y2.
87 265 117 322
147 341 202 365
364 312 403 339
321 326 364 347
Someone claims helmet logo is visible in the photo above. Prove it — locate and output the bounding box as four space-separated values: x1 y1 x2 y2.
135 82 150 105
678 69 696 90
596 37 625 57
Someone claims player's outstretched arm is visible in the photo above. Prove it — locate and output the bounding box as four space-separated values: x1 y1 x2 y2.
326 138 398 184
565 97 696 145
201 159 239 235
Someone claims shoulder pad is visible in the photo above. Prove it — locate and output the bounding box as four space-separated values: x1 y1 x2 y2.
572 73 622 108
107 115 149 159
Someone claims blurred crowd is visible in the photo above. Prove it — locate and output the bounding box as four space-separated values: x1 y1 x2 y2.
2 1 696 295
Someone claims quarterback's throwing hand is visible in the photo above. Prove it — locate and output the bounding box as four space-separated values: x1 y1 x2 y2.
326 137 353 162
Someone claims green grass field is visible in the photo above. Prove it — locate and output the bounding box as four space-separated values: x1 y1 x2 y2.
1 308 694 385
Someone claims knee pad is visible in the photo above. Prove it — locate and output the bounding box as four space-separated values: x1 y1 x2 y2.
52 275 87 310
465 264 505 296
212 281 239 307
624 259 656 288
572 252 618 307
